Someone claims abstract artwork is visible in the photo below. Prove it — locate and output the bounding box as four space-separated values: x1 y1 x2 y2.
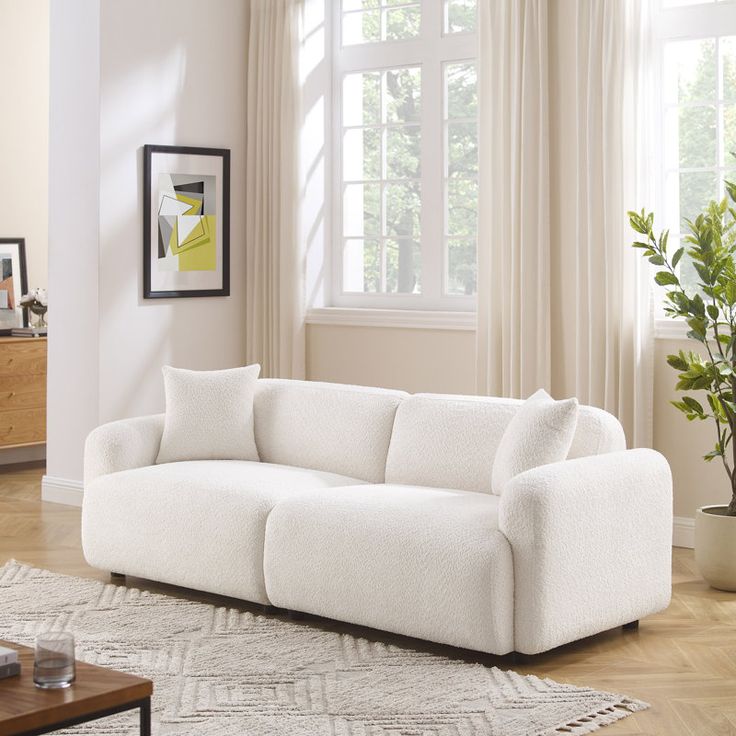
143 145 230 298
0 238 28 334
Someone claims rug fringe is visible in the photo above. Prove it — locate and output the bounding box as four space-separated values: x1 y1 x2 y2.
550 698 650 735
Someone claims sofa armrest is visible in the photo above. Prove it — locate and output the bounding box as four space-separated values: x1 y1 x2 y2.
84 414 165 486
498 449 672 654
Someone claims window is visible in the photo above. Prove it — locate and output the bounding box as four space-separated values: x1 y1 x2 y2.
333 0 478 311
657 1 736 299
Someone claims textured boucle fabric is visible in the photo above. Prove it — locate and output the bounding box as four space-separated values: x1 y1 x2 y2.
499 449 673 654
491 389 579 496
253 379 407 482
386 392 615 494
264 484 514 654
0 561 649 736
84 413 165 485
82 460 363 604
156 364 261 464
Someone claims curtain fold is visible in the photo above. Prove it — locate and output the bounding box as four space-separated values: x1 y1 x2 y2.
245 0 305 379
476 0 653 447
476 0 551 399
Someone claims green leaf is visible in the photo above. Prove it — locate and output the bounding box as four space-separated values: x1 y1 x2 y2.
655 271 679 286
682 396 705 415
726 281 736 306
666 353 689 371
648 254 665 266
694 262 712 285
707 304 720 320
692 376 712 390
671 247 685 268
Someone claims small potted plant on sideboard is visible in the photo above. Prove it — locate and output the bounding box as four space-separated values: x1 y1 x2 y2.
630 179 736 591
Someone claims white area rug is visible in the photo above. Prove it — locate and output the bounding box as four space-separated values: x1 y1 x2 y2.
0 561 647 735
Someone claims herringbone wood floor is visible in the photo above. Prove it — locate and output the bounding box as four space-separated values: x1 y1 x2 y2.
1 462 734 735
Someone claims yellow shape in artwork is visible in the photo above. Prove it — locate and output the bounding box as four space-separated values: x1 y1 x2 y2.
168 219 178 252
179 215 216 271
174 192 203 215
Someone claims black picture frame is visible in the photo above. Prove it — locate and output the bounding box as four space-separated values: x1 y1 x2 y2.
0 238 29 335
143 144 230 299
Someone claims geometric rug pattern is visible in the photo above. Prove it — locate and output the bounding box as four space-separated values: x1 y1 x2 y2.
0 561 647 735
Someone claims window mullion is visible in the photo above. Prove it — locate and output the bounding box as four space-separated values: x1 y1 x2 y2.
419 0 443 301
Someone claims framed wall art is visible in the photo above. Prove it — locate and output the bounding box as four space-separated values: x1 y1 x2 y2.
143 144 230 298
0 238 28 334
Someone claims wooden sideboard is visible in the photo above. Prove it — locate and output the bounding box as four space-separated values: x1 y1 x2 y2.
0 337 46 448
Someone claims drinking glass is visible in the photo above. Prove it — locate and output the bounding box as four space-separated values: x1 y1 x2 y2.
33 632 76 689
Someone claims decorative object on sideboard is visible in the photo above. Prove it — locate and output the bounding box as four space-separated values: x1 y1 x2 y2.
0 645 20 680
0 238 28 335
143 144 230 299
20 287 47 331
630 171 736 591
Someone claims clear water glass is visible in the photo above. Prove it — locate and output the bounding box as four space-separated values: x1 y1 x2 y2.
33 632 76 689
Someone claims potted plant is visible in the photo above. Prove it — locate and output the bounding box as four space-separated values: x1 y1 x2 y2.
630 180 736 591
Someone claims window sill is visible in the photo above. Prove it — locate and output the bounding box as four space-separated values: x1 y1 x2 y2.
306 313 691 337
654 319 689 340
305 307 477 331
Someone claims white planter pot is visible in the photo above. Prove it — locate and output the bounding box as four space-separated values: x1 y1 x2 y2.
694 505 736 591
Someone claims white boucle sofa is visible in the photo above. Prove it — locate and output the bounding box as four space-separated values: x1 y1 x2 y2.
82 379 673 655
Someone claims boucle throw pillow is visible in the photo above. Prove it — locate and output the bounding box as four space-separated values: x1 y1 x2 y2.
156 364 261 464
491 388 578 495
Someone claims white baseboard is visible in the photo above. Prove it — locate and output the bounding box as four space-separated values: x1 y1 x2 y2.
673 516 694 549
41 475 83 507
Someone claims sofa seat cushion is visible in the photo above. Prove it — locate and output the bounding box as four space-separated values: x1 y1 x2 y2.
263 484 514 654
82 461 363 604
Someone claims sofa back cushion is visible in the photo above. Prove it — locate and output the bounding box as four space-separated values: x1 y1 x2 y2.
254 379 407 483
384 393 626 493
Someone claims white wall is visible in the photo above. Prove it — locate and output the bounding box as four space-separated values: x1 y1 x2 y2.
307 324 475 394
0 0 49 290
97 0 248 421
46 0 100 491
45 0 248 496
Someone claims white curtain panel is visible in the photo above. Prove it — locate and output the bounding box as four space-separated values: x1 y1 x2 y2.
475 0 551 400
245 0 305 379
476 0 654 447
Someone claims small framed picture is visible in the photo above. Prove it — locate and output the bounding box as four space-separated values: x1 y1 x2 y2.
143 144 230 298
0 239 28 334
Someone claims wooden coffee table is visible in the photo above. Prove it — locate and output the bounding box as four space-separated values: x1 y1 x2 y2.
0 640 153 736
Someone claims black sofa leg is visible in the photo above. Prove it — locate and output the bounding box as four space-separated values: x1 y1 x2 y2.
622 620 639 630
510 651 532 665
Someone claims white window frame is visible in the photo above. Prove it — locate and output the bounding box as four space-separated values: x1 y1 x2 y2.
653 0 736 338
330 0 478 312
